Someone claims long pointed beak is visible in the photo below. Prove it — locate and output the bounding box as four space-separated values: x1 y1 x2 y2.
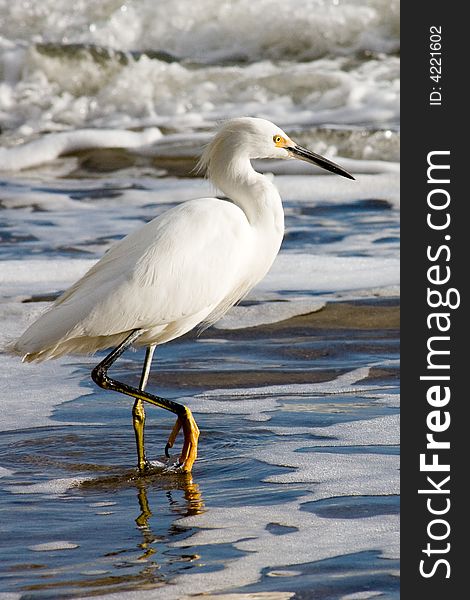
288 145 355 180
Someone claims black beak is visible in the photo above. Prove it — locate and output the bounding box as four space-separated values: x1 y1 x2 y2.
288 145 355 180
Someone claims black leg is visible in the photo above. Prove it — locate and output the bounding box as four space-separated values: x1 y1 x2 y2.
91 329 200 472
91 330 185 417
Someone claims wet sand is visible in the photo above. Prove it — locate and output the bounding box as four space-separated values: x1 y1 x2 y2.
144 299 399 390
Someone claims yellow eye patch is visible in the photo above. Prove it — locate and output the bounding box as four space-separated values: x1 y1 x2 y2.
273 134 287 147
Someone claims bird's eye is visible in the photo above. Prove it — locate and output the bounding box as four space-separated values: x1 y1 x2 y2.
273 135 283 145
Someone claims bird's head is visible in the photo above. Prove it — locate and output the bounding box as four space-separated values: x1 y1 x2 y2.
198 117 354 180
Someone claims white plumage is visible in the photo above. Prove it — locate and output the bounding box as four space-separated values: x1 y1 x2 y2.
15 117 353 362
14 118 290 361
12 117 354 473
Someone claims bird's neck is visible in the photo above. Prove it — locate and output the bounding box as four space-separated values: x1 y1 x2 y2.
210 154 284 232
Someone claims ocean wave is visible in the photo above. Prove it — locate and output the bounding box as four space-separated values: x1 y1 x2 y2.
0 127 161 171
0 42 398 144
1 0 399 62
0 0 399 148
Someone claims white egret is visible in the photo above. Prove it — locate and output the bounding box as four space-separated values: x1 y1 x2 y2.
13 117 354 473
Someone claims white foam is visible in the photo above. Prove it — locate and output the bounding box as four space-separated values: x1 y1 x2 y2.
266 571 302 578
1 0 399 147
0 128 162 172
1 249 398 305
263 450 398 495
358 390 400 408
0 353 94 432
94 494 397 600
0 302 94 434
188 395 280 419
215 298 325 330
0 354 397 600
1 53 398 146
340 593 384 600
275 169 400 208
0 189 94 211
157 430 399 597
5 477 89 497
267 414 400 446
255 157 400 176
167 500 398 598
0 261 94 300
28 541 79 551
180 594 295 600
186 367 384 423
258 253 399 298
1 1 399 60
193 366 371 400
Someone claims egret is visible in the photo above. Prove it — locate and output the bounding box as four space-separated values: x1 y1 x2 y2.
13 117 354 473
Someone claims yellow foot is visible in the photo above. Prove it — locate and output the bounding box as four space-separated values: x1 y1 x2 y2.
165 407 199 473
137 459 152 475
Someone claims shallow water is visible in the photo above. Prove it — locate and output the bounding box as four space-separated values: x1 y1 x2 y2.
0 301 399 599
0 161 400 599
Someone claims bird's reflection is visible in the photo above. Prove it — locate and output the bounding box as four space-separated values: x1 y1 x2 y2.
135 484 156 559
80 465 205 556
25 471 207 595
133 472 205 562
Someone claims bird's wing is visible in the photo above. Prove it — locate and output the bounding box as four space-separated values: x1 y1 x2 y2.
16 198 256 353
83 198 256 336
